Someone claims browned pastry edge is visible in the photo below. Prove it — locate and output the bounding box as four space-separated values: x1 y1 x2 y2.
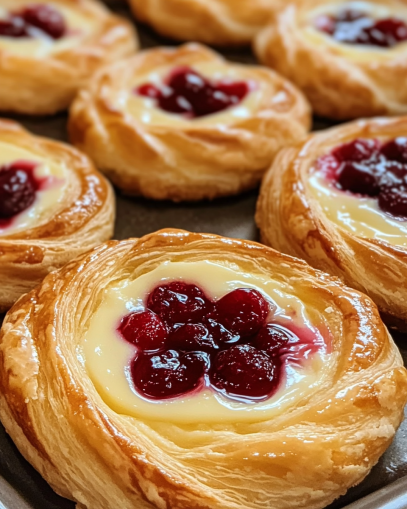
0 0 138 115
0 228 406 509
256 116 407 330
68 43 311 201
0 119 115 311
128 0 280 46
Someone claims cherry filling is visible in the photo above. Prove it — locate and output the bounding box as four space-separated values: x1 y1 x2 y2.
0 4 66 39
135 66 251 118
317 138 407 219
315 9 407 47
117 282 318 402
0 161 42 226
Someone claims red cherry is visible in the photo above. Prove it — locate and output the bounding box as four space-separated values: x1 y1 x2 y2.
380 138 407 163
118 310 168 351
214 288 270 338
168 323 219 353
253 324 292 356
210 345 278 399
20 4 66 39
0 16 27 37
337 161 380 196
332 139 379 163
0 163 39 219
131 350 208 399
147 282 212 325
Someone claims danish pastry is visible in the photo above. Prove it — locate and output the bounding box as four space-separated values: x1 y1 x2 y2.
69 43 311 201
0 0 138 115
0 119 114 312
257 116 407 330
128 0 278 47
0 228 406 509
255 0 407 119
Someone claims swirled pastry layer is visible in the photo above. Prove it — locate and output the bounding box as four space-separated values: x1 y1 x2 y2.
0 118 114 311
0 0 138 114
128 0 279 46
256 116 407 330
69 43 311 201
255 0 407 119
0 229 405 509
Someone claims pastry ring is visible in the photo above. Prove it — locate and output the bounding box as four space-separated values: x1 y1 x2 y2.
0 228 406 509
128 0 278 46
68 43 311 201
255 0 407 119
257 116 407 330
0 119 114 311
0 0 138 115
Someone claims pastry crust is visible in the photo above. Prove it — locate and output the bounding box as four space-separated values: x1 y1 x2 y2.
68 43 311 201
0 228 406 509
256 116 407 330
0 0 138 115
254 0 407 120
0 119 114 312
128 0 279 47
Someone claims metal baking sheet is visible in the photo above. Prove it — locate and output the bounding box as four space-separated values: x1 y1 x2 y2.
0 1 407 508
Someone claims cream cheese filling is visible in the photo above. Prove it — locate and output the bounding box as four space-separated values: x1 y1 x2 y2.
302 1 407 62
119 61 266 127
308 167 407 246
82 261 332 424
0 141 67 235
0 1 98 57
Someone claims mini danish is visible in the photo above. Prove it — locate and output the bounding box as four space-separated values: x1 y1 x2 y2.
69 43 311 201
128 0 278 46
257 116 407 330
255 0 407 119
0 228 406 509
0 0 138 115
0 119 114 312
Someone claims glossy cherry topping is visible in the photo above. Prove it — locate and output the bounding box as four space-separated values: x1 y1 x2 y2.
315 9 407 48
0 161 42 225
117 281 322 402
0 4 66 40
317 137 407 219
135 66 251 118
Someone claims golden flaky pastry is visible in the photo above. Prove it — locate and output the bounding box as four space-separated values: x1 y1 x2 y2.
69 43 311 201
256 116 407 330
0 0 138 115
128 0 280 46
1 228 407 509
255 0 407 120
0 119 114 312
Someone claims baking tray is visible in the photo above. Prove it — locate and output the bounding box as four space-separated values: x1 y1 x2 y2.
1 1 407 508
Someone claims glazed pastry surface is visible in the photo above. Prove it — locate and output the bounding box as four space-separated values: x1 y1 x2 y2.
69 43 311 201
255 0 407 119
0 0 138 114
256 116 407 329
0 229 406 509
0 119 114 311
128 0 279 46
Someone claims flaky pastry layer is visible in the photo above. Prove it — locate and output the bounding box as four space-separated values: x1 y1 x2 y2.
254 0 407 119
256 116 407 330
0 228 406 509
68 43 311 201
0 0 138 115
128 0 280 46
0 119 114 311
